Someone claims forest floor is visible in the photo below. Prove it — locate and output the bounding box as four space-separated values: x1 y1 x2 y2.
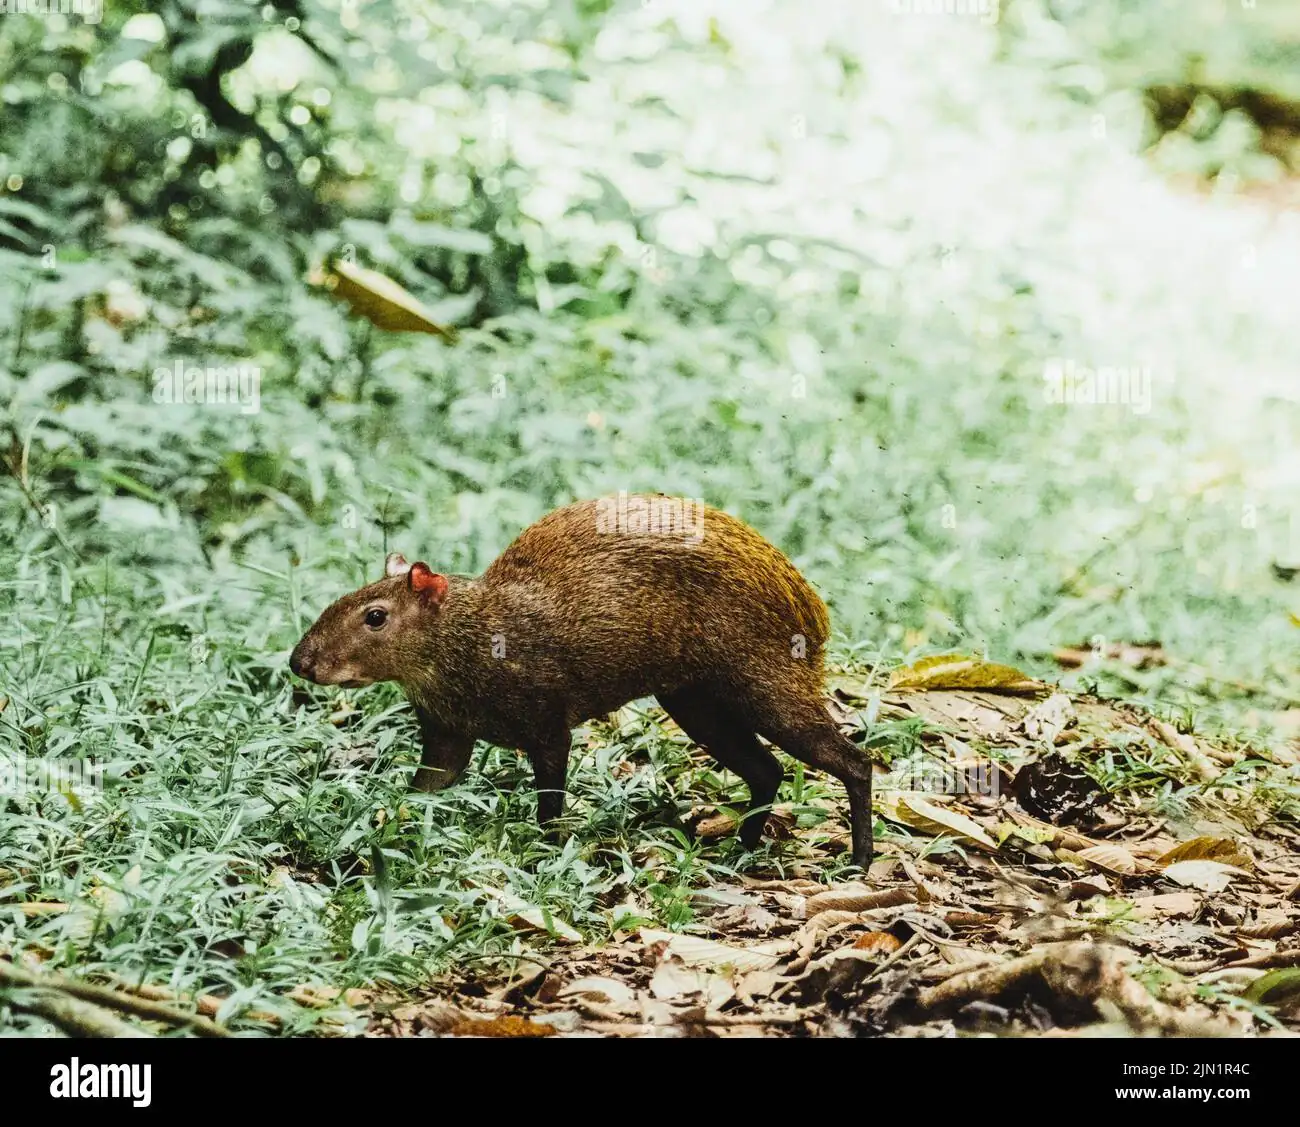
353 663 1300 1039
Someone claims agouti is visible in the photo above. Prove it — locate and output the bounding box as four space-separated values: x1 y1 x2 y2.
289 494 874 866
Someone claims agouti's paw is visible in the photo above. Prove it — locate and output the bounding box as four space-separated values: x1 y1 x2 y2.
409 766 458 793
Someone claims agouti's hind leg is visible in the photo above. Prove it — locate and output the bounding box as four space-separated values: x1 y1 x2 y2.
657 687 783 849
756 705 874 869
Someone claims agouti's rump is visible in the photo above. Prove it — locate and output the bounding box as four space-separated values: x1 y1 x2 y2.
289 495 874 866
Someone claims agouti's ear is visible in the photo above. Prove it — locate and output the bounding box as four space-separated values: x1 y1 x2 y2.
385 552 412 578
408 562 449 605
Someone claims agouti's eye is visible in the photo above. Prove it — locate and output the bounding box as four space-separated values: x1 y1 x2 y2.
364 608 388 630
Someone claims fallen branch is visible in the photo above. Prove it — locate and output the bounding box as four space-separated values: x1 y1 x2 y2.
0 963 150 1037
917 941 1241 1036
11 988 152 1038
0 960 229 1037
1151 720 1222 783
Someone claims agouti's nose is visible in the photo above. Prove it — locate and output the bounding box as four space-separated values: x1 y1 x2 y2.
289 642 316 680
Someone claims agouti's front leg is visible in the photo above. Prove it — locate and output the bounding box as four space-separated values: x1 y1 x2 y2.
410 706 473 793
524 728 572 832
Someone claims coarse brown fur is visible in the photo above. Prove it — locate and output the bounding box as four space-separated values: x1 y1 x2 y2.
289 495 874 866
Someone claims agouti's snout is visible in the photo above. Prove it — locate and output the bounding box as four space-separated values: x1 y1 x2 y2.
288 639 315 681
289 495 874 866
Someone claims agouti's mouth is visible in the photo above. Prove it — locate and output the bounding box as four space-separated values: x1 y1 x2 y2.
339 680 367 689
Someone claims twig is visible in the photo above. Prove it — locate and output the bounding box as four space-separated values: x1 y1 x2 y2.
17 902 69 917
118 980 279 1026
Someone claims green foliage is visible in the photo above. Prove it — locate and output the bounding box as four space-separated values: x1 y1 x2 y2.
2 0 1299 1029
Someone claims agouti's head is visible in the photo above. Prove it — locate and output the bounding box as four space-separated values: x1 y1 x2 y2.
289 554 449 688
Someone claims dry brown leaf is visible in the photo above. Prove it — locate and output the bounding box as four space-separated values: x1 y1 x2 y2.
1067 875 1112 900
1128 892 1200 920
1022 693 1076 742
449 1015 555 1038
649 958 734 1009
557 976 636 1008
852 930 904 955
734 966 785 1003
1003 808 1100 853
803 909 869 933
888 654 1048 696
804 885 916 915
693 812 740 839
480 888 582 943
1075 843 1142 876
1236 911 1297 940
638 928 783 972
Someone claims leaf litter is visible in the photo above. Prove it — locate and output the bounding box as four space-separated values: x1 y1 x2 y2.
362 670 1300 1038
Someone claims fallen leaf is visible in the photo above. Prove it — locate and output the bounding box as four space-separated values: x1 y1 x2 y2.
852 930 903 955
638 928 782 972
1162 860 1249 893
1236 911 1296 940
449 1016 555 1038
879 791 998 849
649 957 734 1009
734 966 785 1003
1022 693 1076 742
693 812 739 839
481 888 582 943
1066 875 1112 900
557 976 636 1008
1156 837 1252 869
888 654 1048 696
1128 892 1199 920
804 885 916 914
1075 843 1141 876
1244 967 1300 1004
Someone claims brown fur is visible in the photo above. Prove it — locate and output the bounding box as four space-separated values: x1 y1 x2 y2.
289 496 874 866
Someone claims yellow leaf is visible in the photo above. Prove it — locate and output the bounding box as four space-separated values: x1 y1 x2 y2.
318 260 456 338
879 791 998 849
888 654 1047 695
1156 836 1251 869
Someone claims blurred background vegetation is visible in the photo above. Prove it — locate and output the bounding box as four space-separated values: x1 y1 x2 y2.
2 0 1299 1023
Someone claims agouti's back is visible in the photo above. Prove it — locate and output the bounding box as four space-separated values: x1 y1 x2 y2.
479 496 831 710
